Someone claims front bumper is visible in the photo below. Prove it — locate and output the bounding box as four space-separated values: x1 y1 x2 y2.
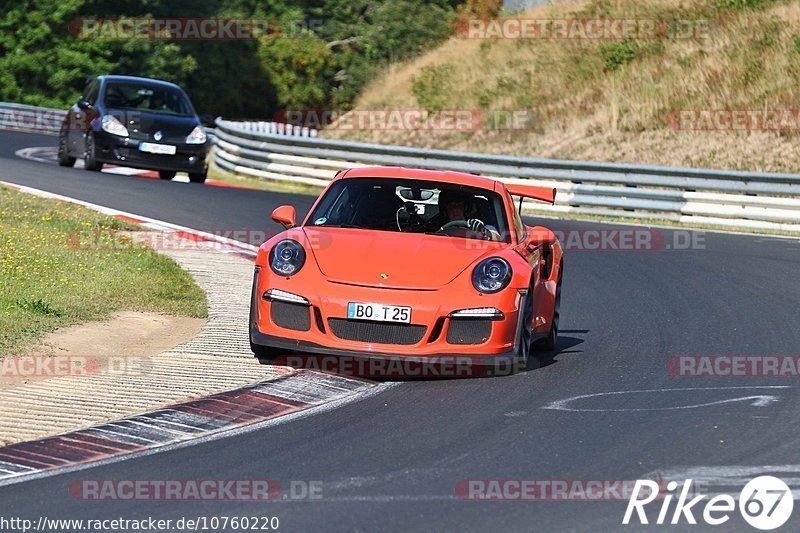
249 269 526 359
92 131 208 173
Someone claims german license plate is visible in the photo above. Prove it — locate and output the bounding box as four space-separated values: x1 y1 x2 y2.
347 302 411 323
139 142 176 155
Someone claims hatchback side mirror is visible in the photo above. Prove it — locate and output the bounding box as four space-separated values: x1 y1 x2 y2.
272 205 296 229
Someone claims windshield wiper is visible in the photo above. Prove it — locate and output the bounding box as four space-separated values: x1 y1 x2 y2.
323 223 363 229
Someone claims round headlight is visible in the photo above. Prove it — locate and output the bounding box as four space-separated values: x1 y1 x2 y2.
269 239 306 276
472 257 512 294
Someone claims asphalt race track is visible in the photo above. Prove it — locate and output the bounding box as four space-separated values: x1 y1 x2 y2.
2 129 800 531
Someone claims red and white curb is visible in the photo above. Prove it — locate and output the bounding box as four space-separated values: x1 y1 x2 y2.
0 181 387 485
0 370 374 484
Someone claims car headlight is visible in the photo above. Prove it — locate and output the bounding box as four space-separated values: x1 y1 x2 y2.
185 126 207 144
269 239 306 276
101 115 128 137
472 257 512 294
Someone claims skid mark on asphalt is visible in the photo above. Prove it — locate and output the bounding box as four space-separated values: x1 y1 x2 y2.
541 386 791 412
0 371 373 485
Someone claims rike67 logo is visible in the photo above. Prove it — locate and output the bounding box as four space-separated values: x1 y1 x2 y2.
623 476 793 530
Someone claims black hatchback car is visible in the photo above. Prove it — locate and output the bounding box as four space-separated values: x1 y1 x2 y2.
58 75 209 183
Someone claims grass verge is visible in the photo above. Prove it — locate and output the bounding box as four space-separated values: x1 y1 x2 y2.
0 186 208 355
208 163 323 196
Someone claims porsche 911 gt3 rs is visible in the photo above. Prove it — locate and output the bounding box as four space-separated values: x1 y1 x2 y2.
249 166 563 372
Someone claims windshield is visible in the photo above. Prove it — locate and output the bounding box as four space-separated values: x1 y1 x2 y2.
307 178 510 242
103 82 194 116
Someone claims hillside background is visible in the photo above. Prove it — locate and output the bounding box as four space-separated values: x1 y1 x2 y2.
322 0 800 172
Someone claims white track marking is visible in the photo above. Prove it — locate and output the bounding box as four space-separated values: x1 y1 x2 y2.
542 386 791 412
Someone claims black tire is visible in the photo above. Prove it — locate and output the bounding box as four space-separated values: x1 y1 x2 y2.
250 341 283 362
159 170 176 180
57 132 76 167
188 170 207 184
511 287 535 372
83 134 103 171
534 262 562 352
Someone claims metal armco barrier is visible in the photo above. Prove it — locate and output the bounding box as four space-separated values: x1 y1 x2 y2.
0 102 66 134
3 101 798 233
213 118 800 233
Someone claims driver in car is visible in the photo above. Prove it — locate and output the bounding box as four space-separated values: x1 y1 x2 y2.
149 92 168 111
436 189 501 240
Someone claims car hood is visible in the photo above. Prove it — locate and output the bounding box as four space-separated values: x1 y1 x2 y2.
303 227 503 290
107 109 199 141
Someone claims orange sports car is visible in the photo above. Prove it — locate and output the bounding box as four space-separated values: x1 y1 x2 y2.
249 166 563 371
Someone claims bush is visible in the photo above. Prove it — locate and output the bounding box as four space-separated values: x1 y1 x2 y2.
600 41 637 72
411 64 453 112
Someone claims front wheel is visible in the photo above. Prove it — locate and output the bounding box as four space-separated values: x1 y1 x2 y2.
534 262 562 352
188 170 207 184
57 132 76 167
159 170 176 180
512 288 534 371
83 134 103 171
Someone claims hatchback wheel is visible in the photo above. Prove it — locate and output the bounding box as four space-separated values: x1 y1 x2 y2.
83 134 103 171
57 131 76 167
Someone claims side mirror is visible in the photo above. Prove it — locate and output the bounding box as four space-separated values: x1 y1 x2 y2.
271 205 296 229
77 99 91 110
526 227 556 249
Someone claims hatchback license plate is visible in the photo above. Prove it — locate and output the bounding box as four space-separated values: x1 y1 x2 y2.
139 142 176 155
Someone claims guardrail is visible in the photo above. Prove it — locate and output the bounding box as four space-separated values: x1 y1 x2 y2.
212 118 800 233
2 101 798 233
0 102 66 134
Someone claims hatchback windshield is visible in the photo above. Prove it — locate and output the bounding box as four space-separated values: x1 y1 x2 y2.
307 178 510 242
103 82 193 116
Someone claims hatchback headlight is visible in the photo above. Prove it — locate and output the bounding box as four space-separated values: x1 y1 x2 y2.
101 115 128 137
269 239 306 276
186 126 207 144
472 257 512 294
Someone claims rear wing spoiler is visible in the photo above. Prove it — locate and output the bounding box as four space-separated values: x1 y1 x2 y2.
504 183 557 205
